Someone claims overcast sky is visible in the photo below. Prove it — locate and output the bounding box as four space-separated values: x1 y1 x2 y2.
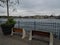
0 0 60 16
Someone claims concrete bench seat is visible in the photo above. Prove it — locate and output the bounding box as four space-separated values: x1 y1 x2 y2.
11 28 26 39
10 28 53 45
13 28 23 32
29 30 53 45
32 31 50 37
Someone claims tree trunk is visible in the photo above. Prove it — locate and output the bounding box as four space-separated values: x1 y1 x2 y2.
7 0 9 17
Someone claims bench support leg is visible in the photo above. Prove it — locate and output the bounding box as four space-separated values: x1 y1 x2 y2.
11 28 13 36
49 32 53 45
29 30 32 40
22 29 26 39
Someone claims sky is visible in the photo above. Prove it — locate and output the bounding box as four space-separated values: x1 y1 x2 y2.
0 0 60 16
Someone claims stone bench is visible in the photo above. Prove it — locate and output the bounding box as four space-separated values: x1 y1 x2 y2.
11 28 26 39
29 30 53 45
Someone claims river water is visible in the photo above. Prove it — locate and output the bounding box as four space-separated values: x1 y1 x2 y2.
0 18 60 39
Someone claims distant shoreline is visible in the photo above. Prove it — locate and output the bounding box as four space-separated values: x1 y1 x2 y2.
0 15 60 19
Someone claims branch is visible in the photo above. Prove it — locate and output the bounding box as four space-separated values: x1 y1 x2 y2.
0 0 6 3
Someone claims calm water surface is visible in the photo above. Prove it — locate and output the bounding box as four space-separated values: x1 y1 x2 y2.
0 18 60 34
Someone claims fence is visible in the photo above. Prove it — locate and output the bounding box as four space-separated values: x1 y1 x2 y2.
0 20 60 39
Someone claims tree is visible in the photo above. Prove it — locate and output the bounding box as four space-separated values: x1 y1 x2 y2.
50 15 54 17
0 0 6 3
7 0 9 17
0 0 19 17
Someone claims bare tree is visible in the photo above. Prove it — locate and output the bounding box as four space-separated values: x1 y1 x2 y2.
7 0 9 17
0 0 19 17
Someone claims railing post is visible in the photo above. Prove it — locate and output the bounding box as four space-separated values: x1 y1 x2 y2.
18 21 20 28
34 21 36 30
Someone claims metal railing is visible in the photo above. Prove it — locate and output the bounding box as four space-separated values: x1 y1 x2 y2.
0 20 60 39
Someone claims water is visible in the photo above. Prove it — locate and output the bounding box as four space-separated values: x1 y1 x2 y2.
0 18 60 39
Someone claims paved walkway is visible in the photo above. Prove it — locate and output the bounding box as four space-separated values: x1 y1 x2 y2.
0 27 60 45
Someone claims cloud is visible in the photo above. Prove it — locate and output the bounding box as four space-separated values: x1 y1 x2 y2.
19 0 60 10
0 0 60 16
